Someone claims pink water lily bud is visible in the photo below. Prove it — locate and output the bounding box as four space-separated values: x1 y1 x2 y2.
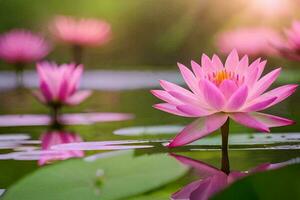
33 62 92 106
274 20 300 61
51 15 111 47
39 131 84 166
216 27 281 57
0 29 50 64
151 49 297 147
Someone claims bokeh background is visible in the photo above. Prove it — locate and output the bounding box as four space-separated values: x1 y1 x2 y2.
1 0 300 69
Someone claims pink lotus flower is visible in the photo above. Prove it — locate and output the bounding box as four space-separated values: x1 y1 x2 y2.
171 154 292 200
151 50 297 147
274 20 300 61
216 27 281 57
0 29 50 64
51 15 111 47
39 131 84 166
33 62 91 107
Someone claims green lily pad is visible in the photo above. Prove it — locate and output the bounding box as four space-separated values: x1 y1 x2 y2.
2 151 188 200
113 125 184 136
191 133 300 146
212 163 300 200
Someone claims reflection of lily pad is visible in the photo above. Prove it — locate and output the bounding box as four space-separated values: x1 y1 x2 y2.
114 125 184 136
2 151 188 200
0 113 134 127
212 163 300 200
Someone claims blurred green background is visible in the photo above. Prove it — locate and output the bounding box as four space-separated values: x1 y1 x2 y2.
0 0 300 69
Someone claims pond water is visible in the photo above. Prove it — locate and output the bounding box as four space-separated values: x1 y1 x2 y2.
0 70 299 200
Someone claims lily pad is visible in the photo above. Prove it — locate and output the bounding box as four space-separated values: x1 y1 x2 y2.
212 163 300 200
52 140 153 151
0 70 183 91
0 134 30 141
0 189 5 197
113 125 184 136
0 113 134 127
0 153 16 160
0 134 32 150
0 142 20 150
2 151 188 200
191 133 300 146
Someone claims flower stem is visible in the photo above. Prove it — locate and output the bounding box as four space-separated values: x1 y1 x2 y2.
51 105 61 124
221 118 230 174
15 63 24 88
72 45 83 66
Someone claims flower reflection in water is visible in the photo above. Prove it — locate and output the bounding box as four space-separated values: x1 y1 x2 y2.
38 129 84 166
170 152 295 200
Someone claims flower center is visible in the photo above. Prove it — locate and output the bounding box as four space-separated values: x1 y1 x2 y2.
214 70 232 85
208 69 244 86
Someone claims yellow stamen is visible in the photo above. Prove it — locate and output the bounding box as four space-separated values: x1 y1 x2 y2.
214 70 231 85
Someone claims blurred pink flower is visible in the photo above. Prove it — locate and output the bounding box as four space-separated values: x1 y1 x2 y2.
0 29 50 64
39 131 84 166
171 154 292 200
274 20 300 61
216 27 281 57
33 62 91 106
51 15 111 47
151 50 297 147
